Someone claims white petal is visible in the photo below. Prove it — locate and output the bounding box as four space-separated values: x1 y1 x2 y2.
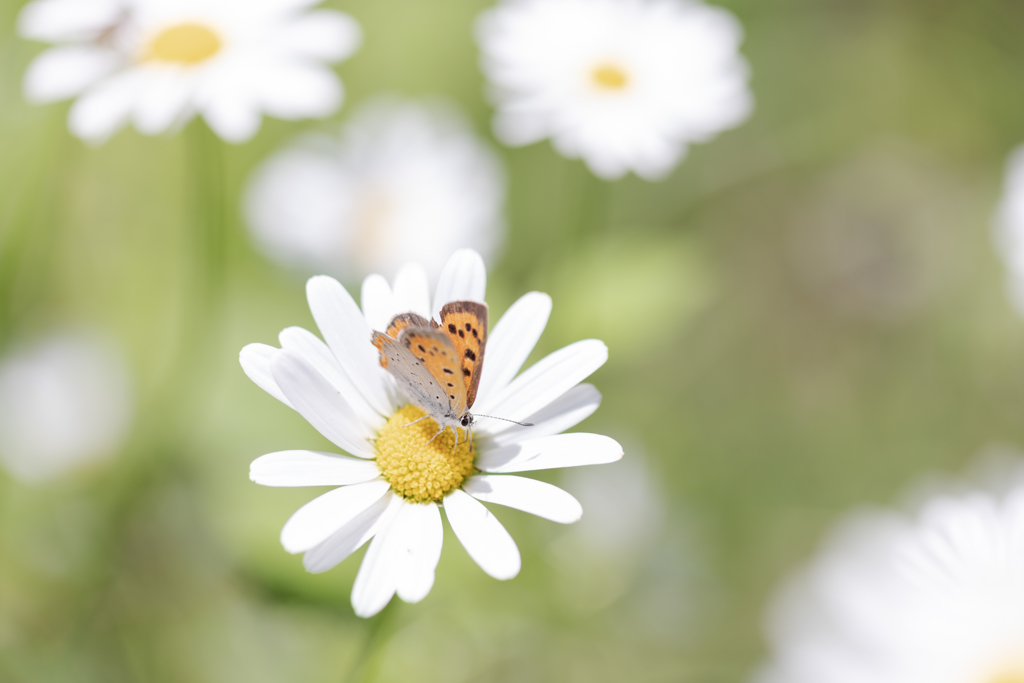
68 72 138 144
131 68 193 135
280 478 390 553
303 491 391 573
257 62 342 120
270 350 376 458
250 450 380 487
489 383 601 447
351 494 409 617
361 274 397 333
396 502 443 603
475 340 608 435
444 488 521 580
279 326 383 430
278 10 362 62
202 97 262 144
23 46 117 104
473 292 551 408
392 264 431 319
464 475 581 524
432 249 486 318
239 343 292 408
17 0 121 42
306 275 394 416
476 433 623 474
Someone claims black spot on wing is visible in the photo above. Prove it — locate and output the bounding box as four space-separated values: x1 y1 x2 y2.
464 349 476 361
462 368 471 376
448 323 457 334
458 329 465 338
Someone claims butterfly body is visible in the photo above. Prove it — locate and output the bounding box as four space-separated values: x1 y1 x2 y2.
372 302 488 440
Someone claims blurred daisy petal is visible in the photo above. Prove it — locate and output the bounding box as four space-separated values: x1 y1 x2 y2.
23 46 118 104
18 0 361 142
279 10 362 61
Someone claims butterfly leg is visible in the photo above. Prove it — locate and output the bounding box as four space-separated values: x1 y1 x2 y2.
404 414 433 428
426 425 446 444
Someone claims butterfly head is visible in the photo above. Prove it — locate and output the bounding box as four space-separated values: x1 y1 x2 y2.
459 412 474 429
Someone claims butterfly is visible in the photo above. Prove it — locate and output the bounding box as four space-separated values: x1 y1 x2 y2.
371 301 490 444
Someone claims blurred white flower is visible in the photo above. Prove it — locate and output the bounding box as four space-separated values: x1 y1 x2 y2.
241 249 622 617
552 453 664 608
17 0 360 143
475 0 753 180
994 146 1024 316
0 331 133 483
755 480 1024 683
244 97 505 282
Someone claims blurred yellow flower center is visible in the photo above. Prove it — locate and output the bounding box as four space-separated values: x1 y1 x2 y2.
592 64 629 90
990 674 1024 683
146 23 222 64
375 405 474 504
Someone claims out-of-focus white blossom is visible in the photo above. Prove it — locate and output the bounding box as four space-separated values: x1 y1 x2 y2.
476 0 752 180
0 331 133 483
755 470 1024 683
18 0 360 143
244 97 505 282
994 146 1024 315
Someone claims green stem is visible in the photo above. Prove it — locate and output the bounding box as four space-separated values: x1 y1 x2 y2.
573 163 611 245
345 602 399 683
182 119 228 370
0 117 68 348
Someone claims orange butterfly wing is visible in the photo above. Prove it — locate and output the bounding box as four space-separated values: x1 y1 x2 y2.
438 301 488 409
399 328 468 415
373 312 432 369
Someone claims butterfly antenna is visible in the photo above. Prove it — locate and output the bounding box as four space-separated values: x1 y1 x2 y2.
474 414 535 427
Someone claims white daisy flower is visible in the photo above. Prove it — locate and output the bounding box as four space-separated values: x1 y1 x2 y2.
243 96 505 282
755 478 1024 683
0 331 133 483
17 0 361 143
994 146 1024 316
475 0 753 180
240 249 622 617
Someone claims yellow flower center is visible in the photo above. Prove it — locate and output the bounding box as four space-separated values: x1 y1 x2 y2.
591 64 630 90
375 405 474 503
990 674 1024 683
146 23 222 64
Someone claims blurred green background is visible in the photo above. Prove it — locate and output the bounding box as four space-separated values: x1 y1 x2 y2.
4 0 1024 681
